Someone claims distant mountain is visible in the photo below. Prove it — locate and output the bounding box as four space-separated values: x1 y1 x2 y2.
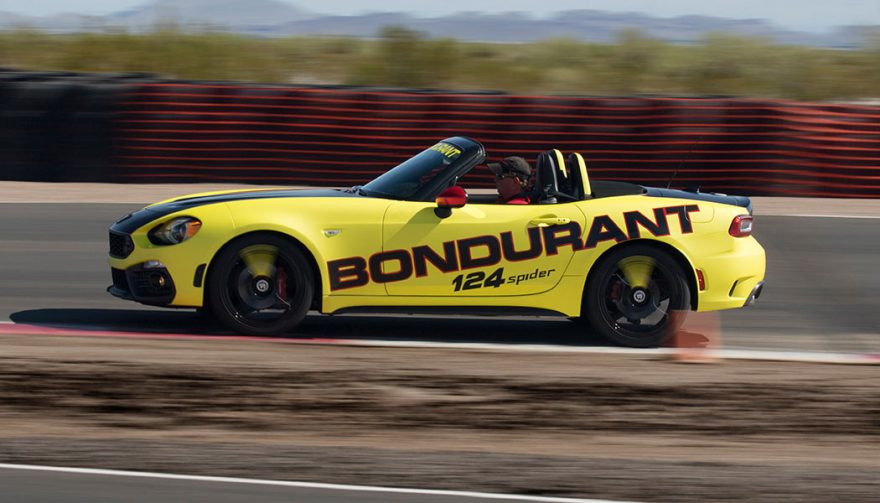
270 12 413 38
0 0 314 32
105 0 314 30
0 0 876 48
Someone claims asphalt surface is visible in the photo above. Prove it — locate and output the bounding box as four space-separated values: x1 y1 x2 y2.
0 466 580 503
0 203 878 352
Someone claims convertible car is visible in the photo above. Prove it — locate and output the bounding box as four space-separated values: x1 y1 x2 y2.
108 137 765 347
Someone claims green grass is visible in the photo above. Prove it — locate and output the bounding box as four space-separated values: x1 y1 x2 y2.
1 26 878 101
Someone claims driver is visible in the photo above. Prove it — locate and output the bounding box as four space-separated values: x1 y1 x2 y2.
488 156 532 205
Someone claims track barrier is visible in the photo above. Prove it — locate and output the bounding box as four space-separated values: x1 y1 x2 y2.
2 70 879 197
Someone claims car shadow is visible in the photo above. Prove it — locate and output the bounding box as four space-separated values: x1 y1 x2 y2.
8 308 611 347
10 308 223 334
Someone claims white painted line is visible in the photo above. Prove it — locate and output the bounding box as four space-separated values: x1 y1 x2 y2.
0 463 637 503
787 214 880 219
714 348 880 364
348 339 666 355
323 338 880 364
2 319 878 364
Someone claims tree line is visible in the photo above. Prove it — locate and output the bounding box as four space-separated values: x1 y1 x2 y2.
1 26 878 101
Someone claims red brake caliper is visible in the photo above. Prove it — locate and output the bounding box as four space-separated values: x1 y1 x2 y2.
609 280 622 301
276 267 288 302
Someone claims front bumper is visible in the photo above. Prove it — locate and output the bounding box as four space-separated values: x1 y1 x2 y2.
107 202 236 309
107 232 211 309
108 263 176 306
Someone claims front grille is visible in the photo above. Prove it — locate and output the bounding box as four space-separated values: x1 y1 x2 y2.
109 231 134 258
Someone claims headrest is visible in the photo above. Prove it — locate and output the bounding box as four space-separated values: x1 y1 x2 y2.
567 152 592 200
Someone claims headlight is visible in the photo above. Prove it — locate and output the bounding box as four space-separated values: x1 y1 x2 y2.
148 217 202 245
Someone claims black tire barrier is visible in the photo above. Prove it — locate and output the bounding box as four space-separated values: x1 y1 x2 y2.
61 83 128 182
0 80 80 181
0 71 156 182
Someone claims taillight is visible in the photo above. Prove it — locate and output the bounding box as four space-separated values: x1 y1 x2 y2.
729 215 753 237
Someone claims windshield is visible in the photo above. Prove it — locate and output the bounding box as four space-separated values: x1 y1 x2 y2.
361 142 465 200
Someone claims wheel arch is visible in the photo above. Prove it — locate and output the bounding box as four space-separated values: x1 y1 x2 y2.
580 238 699 314
203 230 323 312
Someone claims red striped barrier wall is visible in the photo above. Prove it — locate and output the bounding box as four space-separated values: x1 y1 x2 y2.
114 82 880 198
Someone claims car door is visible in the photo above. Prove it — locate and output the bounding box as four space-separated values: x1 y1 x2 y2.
381 199 586 297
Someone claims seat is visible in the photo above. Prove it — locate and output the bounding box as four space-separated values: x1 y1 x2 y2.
532 150 579 204
532 151 560 204
566 152 593 200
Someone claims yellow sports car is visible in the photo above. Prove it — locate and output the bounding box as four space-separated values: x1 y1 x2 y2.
108 137 765 347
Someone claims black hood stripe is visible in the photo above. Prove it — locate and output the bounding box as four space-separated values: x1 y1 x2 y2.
111 188 360 234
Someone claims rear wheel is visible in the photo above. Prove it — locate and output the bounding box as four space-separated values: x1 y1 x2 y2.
584 245 690 348
207 234 313 336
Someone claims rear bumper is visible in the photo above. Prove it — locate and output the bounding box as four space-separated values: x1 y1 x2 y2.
694 236 766 312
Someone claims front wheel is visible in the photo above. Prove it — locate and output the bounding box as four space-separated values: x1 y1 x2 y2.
207 234 314 336
584 245 691 348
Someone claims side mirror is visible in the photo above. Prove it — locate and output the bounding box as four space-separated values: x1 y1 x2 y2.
436 186 468 208
435 186 467 218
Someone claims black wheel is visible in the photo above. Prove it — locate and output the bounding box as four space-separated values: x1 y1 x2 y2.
584 245 691 348
207 234 314 336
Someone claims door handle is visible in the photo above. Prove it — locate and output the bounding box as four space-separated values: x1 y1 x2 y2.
529 217 571 227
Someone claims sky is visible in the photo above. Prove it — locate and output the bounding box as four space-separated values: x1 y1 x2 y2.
2 0 879 32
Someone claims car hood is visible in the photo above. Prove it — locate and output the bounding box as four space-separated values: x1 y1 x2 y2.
113 188 362 234
149 187 359 207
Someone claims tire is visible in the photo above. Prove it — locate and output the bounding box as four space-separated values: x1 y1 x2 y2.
207 234 314 336
584 244 691 348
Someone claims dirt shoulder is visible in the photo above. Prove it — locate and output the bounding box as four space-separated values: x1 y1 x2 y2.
0 334 877 502
1 182 878 216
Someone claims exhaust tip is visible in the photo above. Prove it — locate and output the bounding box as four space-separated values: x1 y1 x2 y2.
744 281 764 307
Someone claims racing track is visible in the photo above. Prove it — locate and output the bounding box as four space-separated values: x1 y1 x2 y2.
0 464 600 503
1 194 879 503
1 202 878 352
